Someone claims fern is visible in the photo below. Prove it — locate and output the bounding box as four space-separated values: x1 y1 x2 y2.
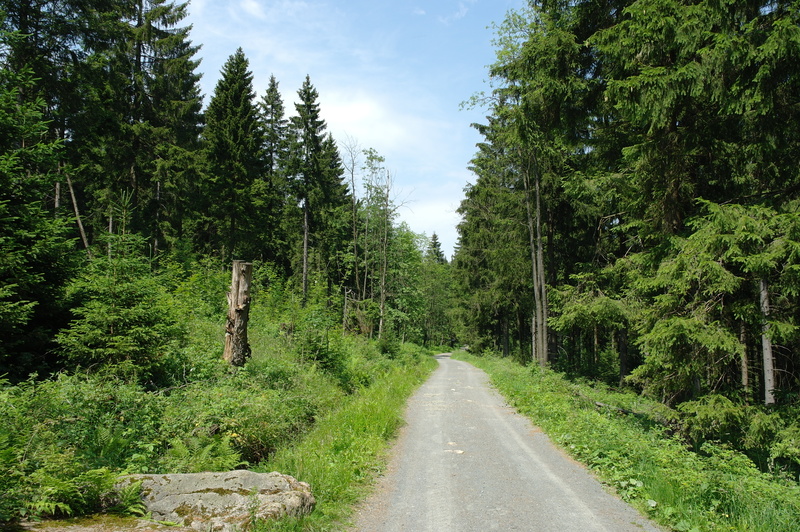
91 426 130 467
27 476 79 518
109 480 147 517
162 434 245 473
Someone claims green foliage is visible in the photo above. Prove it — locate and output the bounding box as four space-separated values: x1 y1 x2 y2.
1 274 438 524
678 395 745 450
0 57 76 379
56 232 188 385
109 480 147 517
458 0 800 418
161 435 245 473
255 352 437 531
200 47 266 260
771 424 800 473
457 352 800 532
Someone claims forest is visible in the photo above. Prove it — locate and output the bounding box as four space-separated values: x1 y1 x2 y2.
456 0 800 485
1 0 799 528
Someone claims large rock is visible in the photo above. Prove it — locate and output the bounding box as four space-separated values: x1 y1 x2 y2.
116 471 315 531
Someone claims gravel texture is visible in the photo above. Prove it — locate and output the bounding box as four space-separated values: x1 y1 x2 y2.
351 354 664 531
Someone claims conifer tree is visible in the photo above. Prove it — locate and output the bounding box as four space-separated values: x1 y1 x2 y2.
254 75 291 272
139 1 204 255
200 48 264 259
289 76 350 301
0 57 75 379
66 0 204 249
427 233 447 264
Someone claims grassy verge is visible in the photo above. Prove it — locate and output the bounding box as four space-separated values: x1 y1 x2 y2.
453 351 800 532
253 352 438 531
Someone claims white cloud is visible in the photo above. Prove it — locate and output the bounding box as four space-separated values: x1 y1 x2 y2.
239 0 267 19
182 0 499 256
397 180 464 257
438 0 477 25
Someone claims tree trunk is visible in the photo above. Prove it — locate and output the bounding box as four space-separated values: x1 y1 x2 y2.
760 278 775 405
534 165 548 366
502 314 510 358
378 191 389 340
302 200 309 305
522 150 548 367
618 328 629 386
66 173 92 259
223 260 253 366
739 321 750 400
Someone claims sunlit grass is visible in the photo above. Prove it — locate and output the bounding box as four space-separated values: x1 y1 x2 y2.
454 351 800 532
253 352 438 531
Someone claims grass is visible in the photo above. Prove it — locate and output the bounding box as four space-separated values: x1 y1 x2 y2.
252 351 438 531
453 351 800 532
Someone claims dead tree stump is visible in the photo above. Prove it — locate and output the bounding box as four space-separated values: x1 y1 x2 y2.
223 260 253 366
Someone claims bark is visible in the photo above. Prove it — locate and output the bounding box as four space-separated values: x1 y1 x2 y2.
223 260 253 366
377 177 390 340
66 173 92 259
760 278 775 405
502 314 510 358
534 166 548 366
739 321 750 399
302 200 309 305
618 328 629 386
522 149 548 367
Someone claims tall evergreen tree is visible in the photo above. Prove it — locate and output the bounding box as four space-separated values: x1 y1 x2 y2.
138 1 204 255
459 0 800 404
254 75 291 272
46 0 205 253
0 55 75 379
199 47 264 259
422 233 456 346
427 233 447 264
289 76 350 302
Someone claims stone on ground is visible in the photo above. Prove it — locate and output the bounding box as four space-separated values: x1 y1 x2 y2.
116 470 314 531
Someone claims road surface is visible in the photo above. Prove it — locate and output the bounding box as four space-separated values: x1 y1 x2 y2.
352 354 662 531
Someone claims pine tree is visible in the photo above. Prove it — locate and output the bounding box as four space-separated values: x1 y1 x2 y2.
140 1 204 255
426 233 447 264
45 0 206 255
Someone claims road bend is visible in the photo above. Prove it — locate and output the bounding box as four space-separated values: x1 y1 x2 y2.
352 354 663 532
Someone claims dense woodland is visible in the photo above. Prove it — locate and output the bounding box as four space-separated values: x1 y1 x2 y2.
0 0 457 382
456 0 800 483
1 0 799 526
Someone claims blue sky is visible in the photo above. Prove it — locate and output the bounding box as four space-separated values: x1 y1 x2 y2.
184 0 524 257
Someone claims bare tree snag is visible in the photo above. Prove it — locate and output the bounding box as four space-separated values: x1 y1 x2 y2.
224 260 253 366
760 278 775 405
66 173 92 259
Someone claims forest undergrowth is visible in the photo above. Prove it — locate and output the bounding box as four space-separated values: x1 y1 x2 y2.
0 260 438 526
454 351 800 532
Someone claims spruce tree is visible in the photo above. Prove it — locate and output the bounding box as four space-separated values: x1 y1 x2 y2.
0 58 75 379
139 1 204 255
426 233 447 264
200 48 264 259
289 76 350 301
254 75 291 271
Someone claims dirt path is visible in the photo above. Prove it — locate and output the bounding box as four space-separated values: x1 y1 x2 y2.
351 354 663 531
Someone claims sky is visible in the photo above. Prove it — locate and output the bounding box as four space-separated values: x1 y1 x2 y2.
183 0 525 258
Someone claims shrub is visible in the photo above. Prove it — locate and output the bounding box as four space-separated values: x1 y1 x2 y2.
56 232 187 386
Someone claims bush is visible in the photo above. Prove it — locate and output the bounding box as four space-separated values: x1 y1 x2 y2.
56 233 187 386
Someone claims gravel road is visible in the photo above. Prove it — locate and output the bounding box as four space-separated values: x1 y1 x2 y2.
352 354 663 531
